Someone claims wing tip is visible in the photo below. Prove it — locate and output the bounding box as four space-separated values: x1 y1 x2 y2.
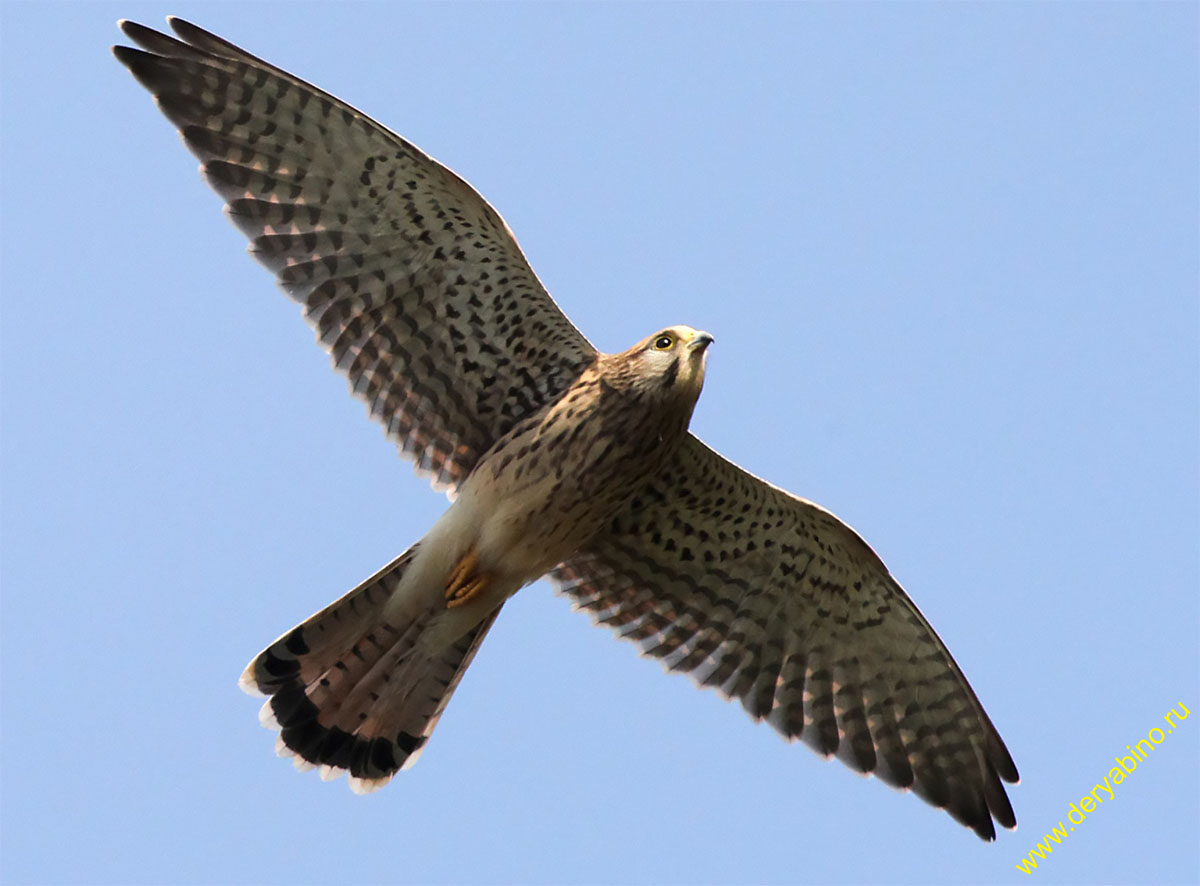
114 18 170 53
166 16 204 45
110 43 135 67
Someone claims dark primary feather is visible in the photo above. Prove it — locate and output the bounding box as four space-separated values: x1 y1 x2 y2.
113 18 595 491
554 435 1019 841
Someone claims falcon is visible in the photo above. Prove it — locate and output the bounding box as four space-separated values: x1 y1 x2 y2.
113 18 1018 840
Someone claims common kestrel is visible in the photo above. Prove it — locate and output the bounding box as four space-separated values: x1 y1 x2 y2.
114 18 1018 840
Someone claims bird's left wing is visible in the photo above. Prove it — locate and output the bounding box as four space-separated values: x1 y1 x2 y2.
114 19 596 492
552 434 1018 840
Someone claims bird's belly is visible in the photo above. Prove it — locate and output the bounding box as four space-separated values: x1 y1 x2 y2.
462 436 664 584
465 468 617 584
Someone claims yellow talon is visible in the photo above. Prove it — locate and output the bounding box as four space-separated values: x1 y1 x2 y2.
445 550 490 608
446 550 477 591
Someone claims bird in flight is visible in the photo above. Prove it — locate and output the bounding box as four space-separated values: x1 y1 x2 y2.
113 17 1018 841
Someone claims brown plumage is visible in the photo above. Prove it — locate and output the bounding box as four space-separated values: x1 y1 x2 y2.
115 18 1018 839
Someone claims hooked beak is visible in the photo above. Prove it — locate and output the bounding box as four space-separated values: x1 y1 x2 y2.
689 331 715 353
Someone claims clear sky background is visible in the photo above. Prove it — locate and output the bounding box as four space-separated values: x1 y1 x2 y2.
2 3 1197 885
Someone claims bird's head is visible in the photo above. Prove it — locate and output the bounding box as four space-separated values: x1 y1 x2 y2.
618 324 714 404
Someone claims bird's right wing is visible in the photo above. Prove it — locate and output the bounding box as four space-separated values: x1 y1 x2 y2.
553 433 1018 840
114 19 596 491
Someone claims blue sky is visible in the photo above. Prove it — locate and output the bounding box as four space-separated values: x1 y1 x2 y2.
2 3 1197 884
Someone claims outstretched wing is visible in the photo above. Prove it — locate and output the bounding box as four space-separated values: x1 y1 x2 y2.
114 19 595 491
553 434 1018 840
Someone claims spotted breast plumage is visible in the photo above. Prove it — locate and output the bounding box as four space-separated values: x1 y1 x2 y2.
114 18 1018 841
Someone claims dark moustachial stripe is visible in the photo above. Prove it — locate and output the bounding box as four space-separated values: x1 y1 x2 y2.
662 357 679 388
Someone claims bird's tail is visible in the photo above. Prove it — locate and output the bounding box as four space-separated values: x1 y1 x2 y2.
239 544 500 792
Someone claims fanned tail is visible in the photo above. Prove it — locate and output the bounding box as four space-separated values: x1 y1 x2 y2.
240 545 500 792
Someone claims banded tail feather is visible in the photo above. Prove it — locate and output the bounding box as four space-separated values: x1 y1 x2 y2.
240 545 501 792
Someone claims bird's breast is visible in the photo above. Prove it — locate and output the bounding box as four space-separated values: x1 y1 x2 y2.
461 386 690 582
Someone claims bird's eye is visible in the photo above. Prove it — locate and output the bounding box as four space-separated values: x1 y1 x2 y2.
653 334 674 350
